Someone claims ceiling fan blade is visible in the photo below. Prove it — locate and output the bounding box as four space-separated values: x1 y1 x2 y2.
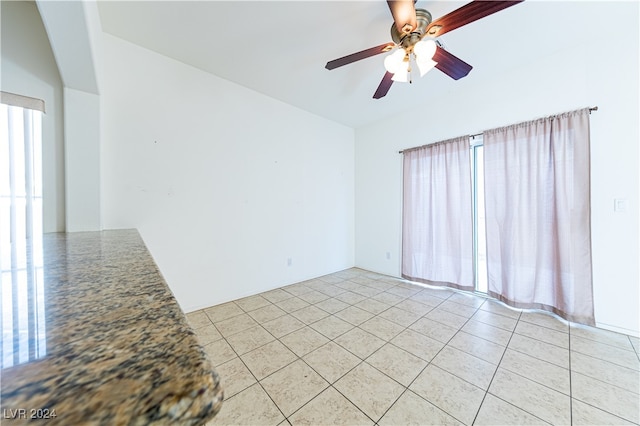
373 72 394 99
425 1 523 37
387 0 418 34
325 43 395 70
433 46 473 80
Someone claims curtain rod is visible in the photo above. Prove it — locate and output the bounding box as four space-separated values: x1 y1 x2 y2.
398 106 598 154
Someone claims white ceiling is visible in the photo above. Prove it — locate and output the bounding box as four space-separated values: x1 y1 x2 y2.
97 1 602 129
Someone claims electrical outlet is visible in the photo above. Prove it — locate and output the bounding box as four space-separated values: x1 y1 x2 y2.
287 258 292 267
386 252 391 260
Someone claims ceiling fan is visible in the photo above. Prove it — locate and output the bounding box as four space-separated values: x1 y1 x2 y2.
325 0 524 99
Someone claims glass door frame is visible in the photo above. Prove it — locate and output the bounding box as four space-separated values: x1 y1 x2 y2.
470 137 487 293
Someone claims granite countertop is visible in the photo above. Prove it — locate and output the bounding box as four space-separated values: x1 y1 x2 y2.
0 230 223 425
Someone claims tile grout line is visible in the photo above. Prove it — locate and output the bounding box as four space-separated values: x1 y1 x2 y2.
213 280 470 424
346 292 467 424
425 299 500 426
630 334 640 361
275 277 414 424
207 329 293 422
214 306 331 423
469 309 553 425
568 321 573 426
482 311 584 425
198 270 639 426
281 282 449 424
372 299 484 425
207 277 413 423
470 308 520 425
385 296 508 424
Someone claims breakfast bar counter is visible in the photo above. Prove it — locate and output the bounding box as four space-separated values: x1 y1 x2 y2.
0 230 223 425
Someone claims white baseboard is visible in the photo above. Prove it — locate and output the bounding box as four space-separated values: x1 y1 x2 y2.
595 322 640 338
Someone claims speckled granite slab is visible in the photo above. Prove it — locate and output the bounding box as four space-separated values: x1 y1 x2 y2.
0 230 223 425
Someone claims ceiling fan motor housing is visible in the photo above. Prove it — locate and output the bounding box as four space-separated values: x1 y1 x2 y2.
391 8 433 51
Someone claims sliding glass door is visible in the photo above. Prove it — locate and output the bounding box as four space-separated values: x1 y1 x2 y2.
471 140 487 293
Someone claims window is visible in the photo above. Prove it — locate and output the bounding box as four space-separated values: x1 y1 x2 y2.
0 101 46 368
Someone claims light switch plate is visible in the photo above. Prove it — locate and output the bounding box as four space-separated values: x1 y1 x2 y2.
614 198 628 212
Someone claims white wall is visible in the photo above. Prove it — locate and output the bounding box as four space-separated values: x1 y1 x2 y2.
355 2 639 335
37 1 103 232
1 1 65 233
101 34 355 312
7 1 636 334
64 88 101 231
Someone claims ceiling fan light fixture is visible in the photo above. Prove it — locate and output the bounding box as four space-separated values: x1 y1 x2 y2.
391 70 409 83
391 59 410 82
416 58 437 77
413 39 437 60
383 48 407 74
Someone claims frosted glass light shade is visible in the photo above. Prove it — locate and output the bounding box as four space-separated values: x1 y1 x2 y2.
417 58 437 77
413 39 437 60
391 60 409 82
384 49 407 74
391 71 408 82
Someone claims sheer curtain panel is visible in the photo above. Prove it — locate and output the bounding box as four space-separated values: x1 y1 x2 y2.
483 108 594 325
402 136 474 291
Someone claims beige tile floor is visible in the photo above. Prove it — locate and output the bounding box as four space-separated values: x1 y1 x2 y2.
187 268 640 426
